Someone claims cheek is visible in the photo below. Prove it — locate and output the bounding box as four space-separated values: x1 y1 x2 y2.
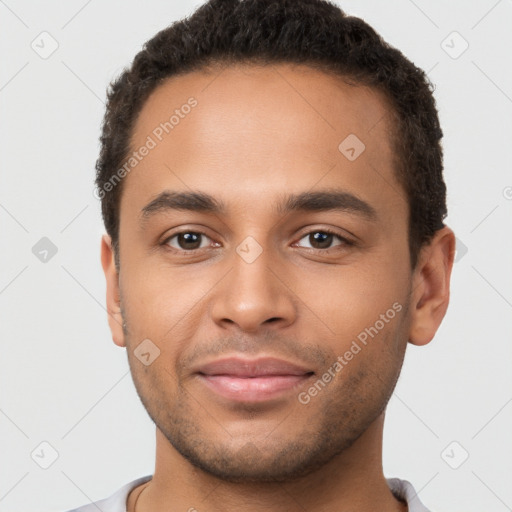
120 261 216 348
292 254 409 345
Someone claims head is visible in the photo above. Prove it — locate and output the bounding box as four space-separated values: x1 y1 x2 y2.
99 0 455 483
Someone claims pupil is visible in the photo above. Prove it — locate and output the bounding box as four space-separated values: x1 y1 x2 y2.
179 232 201 249
311 232 332 249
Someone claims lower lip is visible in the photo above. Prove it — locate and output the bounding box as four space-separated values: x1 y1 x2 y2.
197 374 312 403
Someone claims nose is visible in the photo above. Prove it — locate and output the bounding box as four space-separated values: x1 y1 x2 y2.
210 243 297 333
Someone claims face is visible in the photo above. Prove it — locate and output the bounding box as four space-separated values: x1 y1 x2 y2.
102 63 437 483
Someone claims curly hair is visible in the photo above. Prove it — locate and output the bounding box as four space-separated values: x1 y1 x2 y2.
95 0 447 270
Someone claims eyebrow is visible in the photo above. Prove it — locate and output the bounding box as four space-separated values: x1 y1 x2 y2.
140 189 378 225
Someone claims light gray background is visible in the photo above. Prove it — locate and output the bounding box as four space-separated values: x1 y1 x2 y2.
1 1 511 511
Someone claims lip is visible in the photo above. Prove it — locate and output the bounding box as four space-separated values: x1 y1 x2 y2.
194 356 314 403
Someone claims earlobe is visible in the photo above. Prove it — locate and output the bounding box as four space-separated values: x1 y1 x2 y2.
100 234 126 347
408 227 456 346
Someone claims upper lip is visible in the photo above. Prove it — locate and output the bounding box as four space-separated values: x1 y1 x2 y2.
194 356 314 377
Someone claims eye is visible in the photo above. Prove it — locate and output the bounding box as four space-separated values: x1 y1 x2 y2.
164 231 215 251
294 229 353 250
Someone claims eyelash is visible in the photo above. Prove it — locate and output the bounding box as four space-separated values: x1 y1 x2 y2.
161 228 355 254
294 228 355 251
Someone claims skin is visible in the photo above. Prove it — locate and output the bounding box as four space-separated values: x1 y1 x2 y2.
100 63 455 511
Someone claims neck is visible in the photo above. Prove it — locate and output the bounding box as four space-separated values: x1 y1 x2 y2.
133 412 407 512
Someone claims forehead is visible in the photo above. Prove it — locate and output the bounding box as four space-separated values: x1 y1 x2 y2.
122 63 403 222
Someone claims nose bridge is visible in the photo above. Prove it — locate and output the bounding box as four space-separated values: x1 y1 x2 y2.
211 236 296 331
233 243 275 299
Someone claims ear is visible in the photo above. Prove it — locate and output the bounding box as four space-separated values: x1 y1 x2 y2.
408 226 456 346
100 234 126 347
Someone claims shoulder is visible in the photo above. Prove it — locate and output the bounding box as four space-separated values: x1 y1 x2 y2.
62 475 153 512
386 477 433 512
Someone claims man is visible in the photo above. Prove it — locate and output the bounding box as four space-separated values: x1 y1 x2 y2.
67 0 455 510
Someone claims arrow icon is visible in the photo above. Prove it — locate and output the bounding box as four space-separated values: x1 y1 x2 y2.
440 31 468 60
135 339 160 366
32 237 58 263
236 236 263 263
31 441 59 469
31 31 59 60
338 134 365 161
440 441 469 469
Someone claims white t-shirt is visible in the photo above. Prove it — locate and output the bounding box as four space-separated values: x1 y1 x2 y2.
63 475 432 511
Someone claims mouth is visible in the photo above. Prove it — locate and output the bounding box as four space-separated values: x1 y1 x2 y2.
194 356 315 403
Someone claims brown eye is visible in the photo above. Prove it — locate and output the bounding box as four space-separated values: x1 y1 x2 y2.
309 232 334 249
296 230 352 250
166 231 211 250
